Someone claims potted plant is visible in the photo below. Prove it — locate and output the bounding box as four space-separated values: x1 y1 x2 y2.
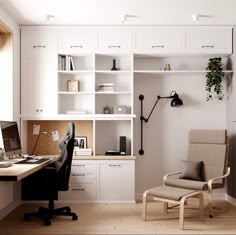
205 57 224 101
103 105 112 114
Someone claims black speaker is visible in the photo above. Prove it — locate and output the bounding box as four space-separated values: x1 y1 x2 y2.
120 136 126 155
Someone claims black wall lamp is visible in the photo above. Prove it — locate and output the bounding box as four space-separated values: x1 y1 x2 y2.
139 91 183 155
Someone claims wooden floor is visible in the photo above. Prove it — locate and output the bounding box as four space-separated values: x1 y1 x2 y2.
0 200 236 234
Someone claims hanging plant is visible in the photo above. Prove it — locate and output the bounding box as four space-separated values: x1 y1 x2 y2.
205 57 224 101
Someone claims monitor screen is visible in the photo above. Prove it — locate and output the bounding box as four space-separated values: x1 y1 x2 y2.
0 121 22 157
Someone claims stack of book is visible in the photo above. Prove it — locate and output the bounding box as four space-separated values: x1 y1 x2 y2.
98 83 114 92
74 148 92 156
58 55 75 71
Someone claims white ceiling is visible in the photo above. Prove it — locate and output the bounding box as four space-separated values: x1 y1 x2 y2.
0 0 236 26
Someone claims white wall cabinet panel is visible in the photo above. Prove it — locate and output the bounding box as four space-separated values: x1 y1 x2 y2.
98 160 135 201
135 30 185 52
185 28 232 54
58 30 96 52
21 29 57 117
98 30 133 50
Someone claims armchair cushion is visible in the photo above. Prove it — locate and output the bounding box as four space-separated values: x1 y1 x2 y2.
179 160 203 181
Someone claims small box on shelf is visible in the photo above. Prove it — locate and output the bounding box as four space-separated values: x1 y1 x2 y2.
67 80 80 92
98 83 114 92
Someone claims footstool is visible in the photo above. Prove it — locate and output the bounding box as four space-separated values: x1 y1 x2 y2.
142 186 204 230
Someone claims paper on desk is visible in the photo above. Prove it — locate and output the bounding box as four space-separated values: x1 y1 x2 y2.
33 125 40 135
52 130 59 141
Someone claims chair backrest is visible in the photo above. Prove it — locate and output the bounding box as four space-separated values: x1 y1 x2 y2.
55 122 75 191
187 129 227 183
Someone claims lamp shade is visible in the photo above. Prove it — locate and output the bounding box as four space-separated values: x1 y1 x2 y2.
171 94 183 107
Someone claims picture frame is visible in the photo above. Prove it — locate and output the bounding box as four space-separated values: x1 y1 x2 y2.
74 136 87 149
67 80 80 92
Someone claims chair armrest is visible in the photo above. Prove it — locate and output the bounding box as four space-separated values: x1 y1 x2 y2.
207 167 230 189
163 171 182 182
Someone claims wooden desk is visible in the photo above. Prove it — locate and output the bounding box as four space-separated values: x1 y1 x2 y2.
0 155 58 181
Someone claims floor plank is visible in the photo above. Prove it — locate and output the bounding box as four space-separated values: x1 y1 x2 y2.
0 200 235 234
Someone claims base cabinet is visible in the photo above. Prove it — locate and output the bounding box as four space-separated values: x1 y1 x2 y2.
59 159 135 202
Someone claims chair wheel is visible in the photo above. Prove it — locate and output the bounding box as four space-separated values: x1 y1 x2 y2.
72 214 78 220
209 215 213 218
44 219 51 226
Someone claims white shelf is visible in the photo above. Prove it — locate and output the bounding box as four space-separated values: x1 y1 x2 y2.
134 70 233 75
95 70 132 75
58 91 94 95
95 114 136 120
95 91 131 95
58 70 93 74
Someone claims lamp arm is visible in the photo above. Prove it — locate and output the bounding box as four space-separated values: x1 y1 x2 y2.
141 96 161 123
31 132 42 156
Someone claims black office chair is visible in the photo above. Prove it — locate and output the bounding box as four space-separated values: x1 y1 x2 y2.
23 122 78 225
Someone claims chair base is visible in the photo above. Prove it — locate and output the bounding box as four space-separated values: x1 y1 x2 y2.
24 200 78 226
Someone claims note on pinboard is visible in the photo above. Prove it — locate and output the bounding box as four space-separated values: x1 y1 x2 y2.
33 125 40 135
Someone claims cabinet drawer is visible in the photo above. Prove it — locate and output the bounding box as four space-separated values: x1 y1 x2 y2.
71 161 96 173
58 30 96 52
185 29 232 53
59 183 96 201
135 30 184 51
70 173 95 184
98 30 133 50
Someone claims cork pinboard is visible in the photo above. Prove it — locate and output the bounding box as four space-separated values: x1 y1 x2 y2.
27 120 93 155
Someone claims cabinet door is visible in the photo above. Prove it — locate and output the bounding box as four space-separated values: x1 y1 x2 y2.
185 28 232 54
98 30 133 50
58 30 96 52
135 30 185 52
21 28 57 116
98 160 135 201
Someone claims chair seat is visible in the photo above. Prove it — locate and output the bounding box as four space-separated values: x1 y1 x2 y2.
164 178 208 190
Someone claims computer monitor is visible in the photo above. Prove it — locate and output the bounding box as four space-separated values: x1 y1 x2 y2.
0 121 22 158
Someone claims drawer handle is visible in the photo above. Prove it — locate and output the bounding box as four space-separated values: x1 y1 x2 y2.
109 164 121 167
202 45 214 48
72 173 85 176
73 164 85 167
152 45 164 48
70 45 83 48
33 46 45 48
108 45 121 48
72 188 85 191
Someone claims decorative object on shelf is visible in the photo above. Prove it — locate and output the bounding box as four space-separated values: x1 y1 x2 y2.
74 136 87 149
164 64 171 71
111 59 118 71
139 91 183 155
66 110 88 115
205 57 224 101
98 83 114 92
103 105 112 114
67 80 80 92
113 105 128 114
74 148 92 156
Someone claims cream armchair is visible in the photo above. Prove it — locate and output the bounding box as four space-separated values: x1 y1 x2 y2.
163 129 230 218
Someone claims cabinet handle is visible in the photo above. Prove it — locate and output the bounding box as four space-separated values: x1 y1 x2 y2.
152 45 165 48
108 45 121 48
109 164 121 167
73 164 85 167
33 46 45 48
72 173 85 176
40 110 43 112
70 45 83 48
202 45 214 48
36 109 39 112
72 188 85 191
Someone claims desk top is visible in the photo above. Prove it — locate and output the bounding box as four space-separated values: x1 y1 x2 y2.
0 155 58 181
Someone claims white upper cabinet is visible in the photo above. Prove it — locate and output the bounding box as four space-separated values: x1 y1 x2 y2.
58 30 96 52
21 28 58 117
185 28 232 54
98 30 133 51
135 29 185 52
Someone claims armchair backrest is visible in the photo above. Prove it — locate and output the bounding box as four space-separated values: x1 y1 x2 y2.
187 129 227 183
55 122 75 191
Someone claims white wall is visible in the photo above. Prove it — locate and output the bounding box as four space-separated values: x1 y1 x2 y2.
0 3 20 217
134 59 227 196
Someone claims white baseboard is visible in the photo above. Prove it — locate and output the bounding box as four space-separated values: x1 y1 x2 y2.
0 200 21 220
226 194 236 206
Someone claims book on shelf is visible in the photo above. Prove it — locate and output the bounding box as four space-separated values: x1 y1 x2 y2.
58 55 75 71
98 83 114 92
74 148 92 156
